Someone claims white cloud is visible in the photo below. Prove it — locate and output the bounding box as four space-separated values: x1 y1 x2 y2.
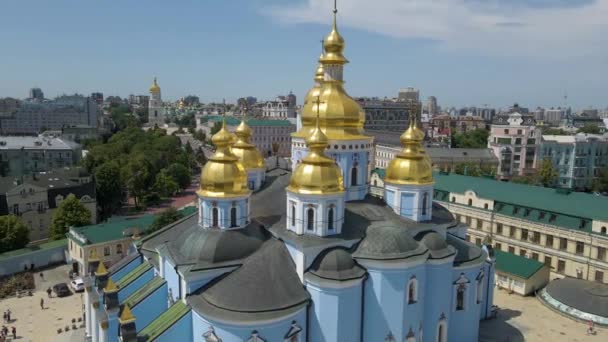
266 0 608 60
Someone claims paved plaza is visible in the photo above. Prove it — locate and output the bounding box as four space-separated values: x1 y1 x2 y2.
480 286 606 341
0 264 84 342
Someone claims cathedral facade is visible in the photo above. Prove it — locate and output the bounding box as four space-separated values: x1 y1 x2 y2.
84 7 495 342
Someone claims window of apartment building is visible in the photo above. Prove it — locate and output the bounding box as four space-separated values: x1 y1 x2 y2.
579 220 588 229
508 246 515 254
104 246 110 256
532 232 540 243
576 241 585 255
512 207 520 215
515 138 522 145
524 208 531 217
531 253 539 261
466 216 471 225
549 214 557 223
496 223 503 235
559 238 568 250
503 129 509 134
456 214 461 222
468 199 473 206
521 229 528 241
476 220 482 230
557 260 566 273
538 212 546 220
116 244 123 254
475 238 482 246
517 129 522 135
545 235 553 247
544 256 552 268
495 243 502 251
598 247 606 261
520 249 527 257
595 271 605 283
466 235 470 242
79 249 82 258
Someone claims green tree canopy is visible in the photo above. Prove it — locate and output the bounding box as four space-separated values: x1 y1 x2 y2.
0 215 30 253
149 207 183 233
593 167 608 193
122 155 153 208
49 194 92 240
542 127 569 135
451 129 490 148
154 170 179 197
537 158 558 187
95 161 124 219
578 123 601 134
166 163 191 189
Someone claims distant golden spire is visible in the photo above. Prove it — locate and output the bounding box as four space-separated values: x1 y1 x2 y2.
95 262 108 277
320 0 347 65
232 118 265 169
119 305 136 324
103 278 119 293
149 77 161 94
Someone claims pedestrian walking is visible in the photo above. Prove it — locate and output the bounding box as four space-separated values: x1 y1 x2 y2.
47 287 52 298
39 272 44 281
2 312 5 323
11 327 15 339
5 310 9 322
40 298 44 310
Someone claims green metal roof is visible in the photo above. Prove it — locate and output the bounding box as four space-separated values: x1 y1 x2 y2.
203 115 293 127
124 276 166 308
138 301 190 341
116 261 153 289
69 206 197 246
371 168 386 179
494 250 545 279
433 172 608 223
0 239 67 261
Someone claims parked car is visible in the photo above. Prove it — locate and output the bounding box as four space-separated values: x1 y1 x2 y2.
52 283 72 297
70 278 84 292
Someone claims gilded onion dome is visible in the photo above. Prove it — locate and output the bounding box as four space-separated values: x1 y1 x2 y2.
231 119 265 169
198 118 249 198
149 77 161 94
288 113 345 195
293 5 368 141
303 57 325 106
385 118 433 185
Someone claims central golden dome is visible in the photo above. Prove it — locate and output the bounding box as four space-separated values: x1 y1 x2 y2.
385 119 433 185
303 57 325 107
231 120 265 170
149 77 161 94
198 119 250 198
288 116 344 195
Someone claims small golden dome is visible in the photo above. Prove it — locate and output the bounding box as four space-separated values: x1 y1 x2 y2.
304 58 325 106
232 120 265 170
119 305 136 324
288 115 344 195
320 9 348 65
198 119 250 198
149 77 161 93
385 119 433 185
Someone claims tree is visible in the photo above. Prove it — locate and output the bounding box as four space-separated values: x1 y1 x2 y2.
166 163 191 189
578 123 601 134
542 127 568 135
537 158 558 187
154 170 179 197
593 167 608 193
95 161 124 219
122 156 152 208
196 147 208 166
451 129 490 148
0 215 30 253
511 175 537 185
49 194 92 240
210 121 222 135
149 207 183 233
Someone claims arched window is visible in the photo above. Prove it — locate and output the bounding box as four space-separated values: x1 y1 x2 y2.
407 276 418 304
456 284 466 311
230 207 237 227
373 179 378 187
436 318 447 342
422 193 428 216
307 208 314 231
451 197 456 203
212 208 219 227
602 226 607 235
468 199 473 206
351 167 358 186
291 204 296 227
154 110 158 117
484 203 489 209
328 207 334 230
476 272 484 304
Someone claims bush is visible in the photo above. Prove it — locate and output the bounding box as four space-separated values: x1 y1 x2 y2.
0 272 35 298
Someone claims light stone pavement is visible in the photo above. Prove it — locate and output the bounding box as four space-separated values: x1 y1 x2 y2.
0 264 84 342
480 287 605 342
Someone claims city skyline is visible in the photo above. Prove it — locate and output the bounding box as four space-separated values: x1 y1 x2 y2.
1 0 607 109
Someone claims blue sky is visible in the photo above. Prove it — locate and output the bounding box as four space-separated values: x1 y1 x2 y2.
0 0 606 109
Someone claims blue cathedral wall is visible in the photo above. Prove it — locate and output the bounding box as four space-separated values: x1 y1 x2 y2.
307 281 362 342
117 268 155 302
362 264 426 341
200 198 248 228
110 257 142 282
108 315 119 342
131 282 168 332
157 310 193 342
422 262 453 342
192 308 307 342
163 257 181 302
448 266 483 342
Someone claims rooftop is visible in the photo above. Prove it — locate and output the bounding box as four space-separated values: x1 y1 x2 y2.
433 172 608 222
0 135 80 150
137 301 190 341
494 250 545 279
0 167 91 193
201 115 294 127
0 239 66 261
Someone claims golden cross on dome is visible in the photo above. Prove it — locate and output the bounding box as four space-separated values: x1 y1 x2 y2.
334 0 338 14
313 95 325 121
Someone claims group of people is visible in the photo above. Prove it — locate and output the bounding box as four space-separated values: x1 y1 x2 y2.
0 325 16 341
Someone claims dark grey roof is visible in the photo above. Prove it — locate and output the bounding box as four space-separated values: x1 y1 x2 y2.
108 253 140 275
188 239 310 322
307 247 366 281
445 233 484 266
545 277 608 318
0 167 91 194
353 224 427 260
415 231 456 259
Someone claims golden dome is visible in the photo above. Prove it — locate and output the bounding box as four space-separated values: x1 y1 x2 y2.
303 58 326 106
385 119 433 185
232 120 265 170
149 77 161 94
288 115 344 195
198 119 250 198
320 7 347 65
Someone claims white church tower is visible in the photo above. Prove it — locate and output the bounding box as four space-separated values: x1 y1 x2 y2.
148 77 165 126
